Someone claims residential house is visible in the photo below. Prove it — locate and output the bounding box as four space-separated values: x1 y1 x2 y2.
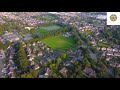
0 49 5 59
37 41 40 44
44 67 52 77
101 47 107 51
106 57 111 61
2 68 7 74
9 60 15 69
59 67 68 75
76 56 83 61
30 61 35 66
107 48 112 51
106 52 113 56
37 52 43 56
33 42 36 46
83 67 96 78
34 64 40 70
91 41 96 46
97 47 101 50
119 50 120 52
114 52 120 57
46 48 50 51
113 48 119 52
28 57 34 61
70 59 76 64
63 61 71 66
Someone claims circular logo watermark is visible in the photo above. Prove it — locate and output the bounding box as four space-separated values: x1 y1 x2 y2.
110 14 117 21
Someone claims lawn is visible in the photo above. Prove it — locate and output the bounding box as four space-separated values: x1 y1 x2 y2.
32 25 61 34
40 25 60 31
33 29 48 34
35 15 56 21
98 42 109 48
41 36 75 50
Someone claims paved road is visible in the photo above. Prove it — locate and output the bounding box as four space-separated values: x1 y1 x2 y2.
77 32 97 60
87 46 97 60
80 45 97 60
0 59 3 78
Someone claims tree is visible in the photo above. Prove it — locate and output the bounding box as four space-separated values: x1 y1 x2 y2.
13 41 29 72
114 68 120 77
77 70 84 78
50 64 57 70
60 53 68 60
83 57 91 68
52 73 58 78
21 69 39 78
63 73 67 78
75 65 82 73
29 69 39 78
57 58 62 64
79 33 91 45
81 47 90 55
77 39 82 45
21 72 33 78
114 75 119 78
69 74 74 78
90 46 97 53
0 41 4 49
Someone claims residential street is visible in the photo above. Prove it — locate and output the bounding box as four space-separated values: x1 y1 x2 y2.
0 59 3 78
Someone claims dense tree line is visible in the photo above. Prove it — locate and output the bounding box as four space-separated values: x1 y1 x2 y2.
0 41 11 50
99 28 120 44
21 69 39 78
0 41 5 49
71 28 82 45
13 41 29 73
79 33 91 45
12 41 39 78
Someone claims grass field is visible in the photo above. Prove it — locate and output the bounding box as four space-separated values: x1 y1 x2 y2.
98 42 109 47
41 36 75 50
40 25 60 31
36 15 56 21
32 25 61 34
33 29 48 34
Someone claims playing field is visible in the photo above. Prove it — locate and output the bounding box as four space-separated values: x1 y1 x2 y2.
32 25 61 34
35 15 56 21
40 25 60 31
33 29 48 34
41 36 75 50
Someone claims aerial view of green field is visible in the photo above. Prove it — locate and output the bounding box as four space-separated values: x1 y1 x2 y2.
40 25 60 31
32 25 61 34
1 12 120 78
41 36 75 50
